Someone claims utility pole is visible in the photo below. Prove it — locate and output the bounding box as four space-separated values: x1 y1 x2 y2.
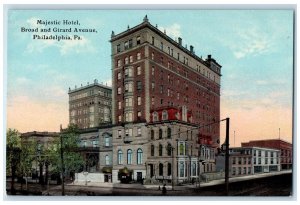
171 147 174 190
234 130 235 147
60 134 65 196
225 118 230 196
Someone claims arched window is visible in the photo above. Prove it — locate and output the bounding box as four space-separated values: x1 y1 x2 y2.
167 143 172 156
159 163 164 176
105 155 110 165
162 110 168 120
159 129 163 139
168 163 172 176
127 149 132 165
167 127 172 138
117 150 123 165
151 130 155 140
137 148 143 164
151 145 155 156
159 144 163 156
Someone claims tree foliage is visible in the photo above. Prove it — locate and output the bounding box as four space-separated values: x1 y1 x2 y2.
48 124 84 176
6 128 21 176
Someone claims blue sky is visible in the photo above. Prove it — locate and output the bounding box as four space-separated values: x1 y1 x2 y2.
6 10 294 146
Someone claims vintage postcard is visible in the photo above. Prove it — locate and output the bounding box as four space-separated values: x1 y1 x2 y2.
4 7 294 199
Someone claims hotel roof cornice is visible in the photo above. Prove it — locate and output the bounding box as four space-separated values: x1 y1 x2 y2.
110 15 222 70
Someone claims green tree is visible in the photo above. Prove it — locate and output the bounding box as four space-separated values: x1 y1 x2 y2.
6 128 21 194
17 139 39 190
48 124 84 183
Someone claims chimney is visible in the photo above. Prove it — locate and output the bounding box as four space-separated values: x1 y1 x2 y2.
178 37 182 46
190 45 194 53
208 54 211 59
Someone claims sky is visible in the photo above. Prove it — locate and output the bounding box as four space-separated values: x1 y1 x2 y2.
5 9 294 146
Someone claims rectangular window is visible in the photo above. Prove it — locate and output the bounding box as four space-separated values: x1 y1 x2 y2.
118 130 122 138
118 101 121 109
129 39 133 48
117 87 122 95
129 55 133 63
152 66 155 75
125 57 129 64
105 137 110 147
137 127 141 135
117 72 121 80
152 82 155 90
160 85 163 94
137 66 141 75
125 83 133 92
168 47 170 54
177 53 180 60
137 36 141 45
92 140 98 147
125 112 133 122
151 97 155 106
137 52 141 60
137 96 141 105
125 97 133 107
171 49 173 56
124 41 129 50
117 59 121 67
161 42 163 50
137 81 142 91
125 128 133 137
117 44 121 53
137 111 142 117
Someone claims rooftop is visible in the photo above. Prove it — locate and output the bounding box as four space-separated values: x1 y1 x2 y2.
69 79 112 94
110 15 222 71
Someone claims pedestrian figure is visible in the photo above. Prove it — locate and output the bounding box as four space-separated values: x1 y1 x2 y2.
162 184 167 195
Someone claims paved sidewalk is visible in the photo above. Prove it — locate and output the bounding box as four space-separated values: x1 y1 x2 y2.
68 170 292 190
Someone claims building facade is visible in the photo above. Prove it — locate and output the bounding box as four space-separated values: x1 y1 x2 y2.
241 139 292 170
110 15 221 147
109 16 222 184
69 79 112 129
216 147 280 178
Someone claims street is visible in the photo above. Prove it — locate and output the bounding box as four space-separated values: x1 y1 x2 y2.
5 172 292 197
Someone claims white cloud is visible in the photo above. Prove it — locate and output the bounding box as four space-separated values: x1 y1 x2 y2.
104 79 112 87
59 36 96 55
229 28 273 59
26 17 42 28
159 23 181 39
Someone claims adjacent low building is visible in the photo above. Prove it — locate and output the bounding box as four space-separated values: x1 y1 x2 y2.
216 146 280 178
241 139 292 170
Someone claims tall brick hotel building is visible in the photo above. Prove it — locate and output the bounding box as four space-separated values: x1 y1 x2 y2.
111 15 221 146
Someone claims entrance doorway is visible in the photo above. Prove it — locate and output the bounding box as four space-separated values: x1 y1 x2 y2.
137 172 143 182
150 164 154 177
